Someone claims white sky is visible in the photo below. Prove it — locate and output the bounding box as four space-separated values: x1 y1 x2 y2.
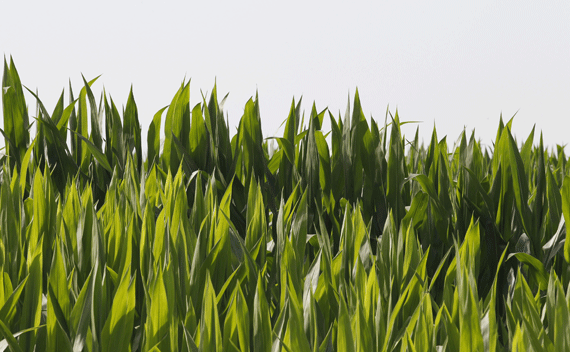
2 0 569 150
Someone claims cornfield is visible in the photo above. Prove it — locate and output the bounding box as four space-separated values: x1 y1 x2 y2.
1 57 570 351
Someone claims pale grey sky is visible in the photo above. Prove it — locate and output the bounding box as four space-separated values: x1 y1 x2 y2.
2 0 569 149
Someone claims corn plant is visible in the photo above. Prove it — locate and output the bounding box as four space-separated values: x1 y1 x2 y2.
1 56 570 351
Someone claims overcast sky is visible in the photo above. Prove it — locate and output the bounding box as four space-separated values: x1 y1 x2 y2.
2 0 569 150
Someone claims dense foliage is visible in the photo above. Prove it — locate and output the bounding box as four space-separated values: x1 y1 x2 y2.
2 57 570 351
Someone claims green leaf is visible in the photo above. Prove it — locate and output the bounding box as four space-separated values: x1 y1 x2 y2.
47 241 72 351
0 276 28 327
46 285 73 352
314 130 331 193
100 269 136 352
69 129 113 173
19 138 36 196
199 271 222 352
0 318 24 352
253 274 272 352
2 57 29 169
69 269 94 352
19 245 42 351
284 284 311 352
190 103 208 169
561 176 570 263
123 86 142 170
144 266 170 351
507 252 548 290
163 81 190 173
147 106 167 170
482 246 508 352
337 292 355 352
546 272 570 350
386 113 407 225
